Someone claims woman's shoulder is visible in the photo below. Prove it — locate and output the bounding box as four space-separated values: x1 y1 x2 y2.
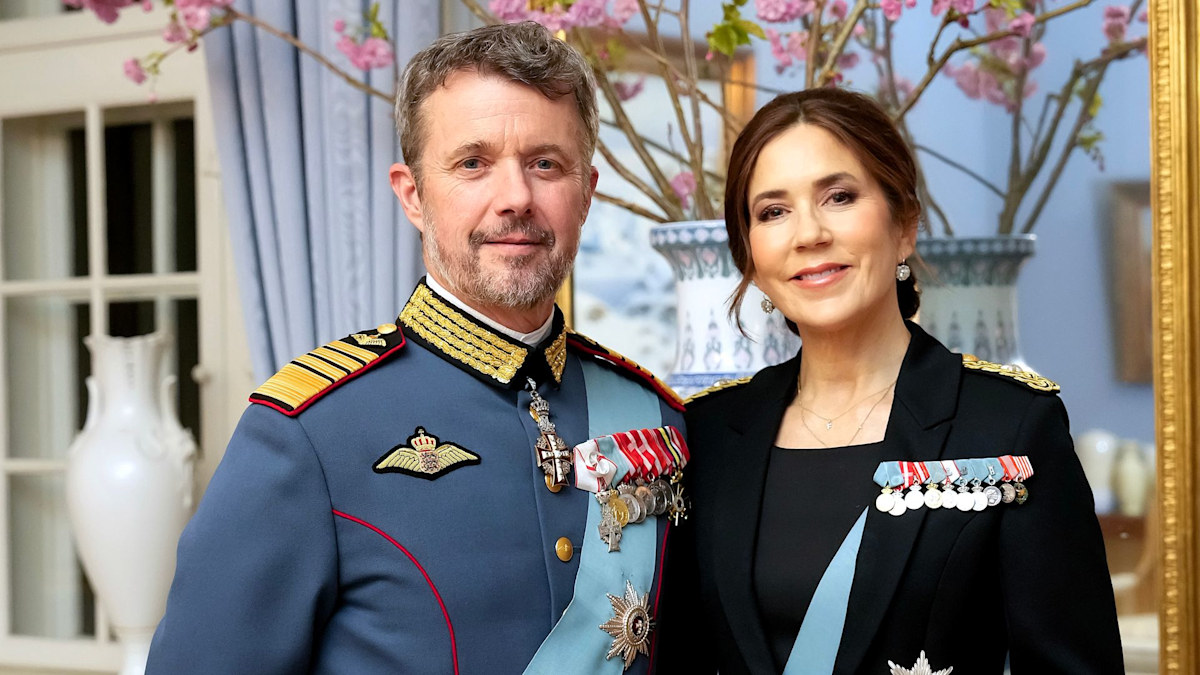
953 353 1068 426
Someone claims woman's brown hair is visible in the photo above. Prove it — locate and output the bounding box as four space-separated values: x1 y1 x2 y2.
725 88 922 327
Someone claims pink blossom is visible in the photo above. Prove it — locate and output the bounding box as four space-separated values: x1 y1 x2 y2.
613 77 645 101
880 0 903 21
1103 5 1130 43
670 171 697 209
488 0 530 21
755 0 815 23
141 0 151 9
337 35 395 70
333 18 346 33
123 57 146 84
566 0 607 28
612 0 639 25
162 18 187 43
935 0 974 15
785 30 809 61
1138 9 1148 23
766 28 793 72
887 75 915 103
1026 42 1047 69
837 52 859 70
829 0 848 20
63 0 137 24
1009 12 1035 38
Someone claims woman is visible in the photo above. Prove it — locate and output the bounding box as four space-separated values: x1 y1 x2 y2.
657 89 1122 674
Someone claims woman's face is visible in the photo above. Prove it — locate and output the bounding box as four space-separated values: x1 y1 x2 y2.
747 123 915 335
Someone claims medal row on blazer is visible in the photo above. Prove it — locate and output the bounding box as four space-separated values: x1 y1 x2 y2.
873 456 1035 516
572 425 690 552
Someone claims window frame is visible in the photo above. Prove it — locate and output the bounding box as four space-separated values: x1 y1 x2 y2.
0 9 251 673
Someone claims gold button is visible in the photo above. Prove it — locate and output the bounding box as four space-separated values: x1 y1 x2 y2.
545 474 562 493
377 323 398 335
555 537 574 563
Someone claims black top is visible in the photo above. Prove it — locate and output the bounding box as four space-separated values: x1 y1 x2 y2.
754 442 890 669
657 321 1123 675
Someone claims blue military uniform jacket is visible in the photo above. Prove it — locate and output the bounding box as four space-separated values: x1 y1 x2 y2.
147 279 685 674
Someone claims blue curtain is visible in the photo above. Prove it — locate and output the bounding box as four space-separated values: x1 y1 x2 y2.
204 0 438 382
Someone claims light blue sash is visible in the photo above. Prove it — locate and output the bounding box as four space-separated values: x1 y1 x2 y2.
782 508 868 675
523 360 663 674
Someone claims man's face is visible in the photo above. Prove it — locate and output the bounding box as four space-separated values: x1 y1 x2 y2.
391 70 598 317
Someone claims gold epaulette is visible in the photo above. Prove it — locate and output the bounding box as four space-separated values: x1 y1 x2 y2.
565 330 684 412
961 353 1060 393
684 376 754 405
250 323 407 416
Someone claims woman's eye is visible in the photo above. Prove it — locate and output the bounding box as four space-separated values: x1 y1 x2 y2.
758 206 785 221
828 190 855 205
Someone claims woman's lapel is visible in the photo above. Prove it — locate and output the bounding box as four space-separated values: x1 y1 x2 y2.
712 355 800 673
833 323 962 675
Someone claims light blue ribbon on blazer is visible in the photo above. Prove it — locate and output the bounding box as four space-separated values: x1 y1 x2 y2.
782 507 869 675
523 360 663 674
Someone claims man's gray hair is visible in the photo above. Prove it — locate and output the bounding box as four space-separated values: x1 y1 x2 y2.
396 21 599 178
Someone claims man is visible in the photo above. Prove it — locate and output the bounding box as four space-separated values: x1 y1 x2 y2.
147 21 686 675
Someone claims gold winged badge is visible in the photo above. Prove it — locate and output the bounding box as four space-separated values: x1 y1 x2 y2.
373 427 480 479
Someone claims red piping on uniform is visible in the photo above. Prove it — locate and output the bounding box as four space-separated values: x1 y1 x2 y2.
331 509 459 675
647 520 671 668
250 332 407 416
566 338 685 412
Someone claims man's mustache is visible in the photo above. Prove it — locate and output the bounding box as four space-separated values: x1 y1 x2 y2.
469 218 555 247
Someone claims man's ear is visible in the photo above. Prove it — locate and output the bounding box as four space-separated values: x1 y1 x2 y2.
582 165 599 221
390 163 424 233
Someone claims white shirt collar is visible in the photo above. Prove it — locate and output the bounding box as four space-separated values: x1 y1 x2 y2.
425 276 555 346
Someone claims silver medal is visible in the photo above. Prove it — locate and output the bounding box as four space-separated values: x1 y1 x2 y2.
619 489 645 524
904 486 924 511
972 488 987 511
983 485 1003 507
955 487 974 512
888 492 908 517
941 485 959 509
649 480 672 516
924 486 943 509
876 489 895 513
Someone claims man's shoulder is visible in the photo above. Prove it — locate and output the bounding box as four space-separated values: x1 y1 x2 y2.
249 322 408 416
565 329 684 412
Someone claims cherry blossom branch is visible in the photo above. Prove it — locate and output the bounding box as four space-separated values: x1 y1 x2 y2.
817 0 870 87
677 0 716 218
914 144 1005 199
225 8 392 103
594 190 668 222
895 0 1096 122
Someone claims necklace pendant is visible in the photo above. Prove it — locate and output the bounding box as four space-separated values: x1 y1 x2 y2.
825 420 833 430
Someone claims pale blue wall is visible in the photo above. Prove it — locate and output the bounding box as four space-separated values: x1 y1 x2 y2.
743 4 1153 444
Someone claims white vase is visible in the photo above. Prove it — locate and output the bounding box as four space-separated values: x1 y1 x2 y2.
650 220 801 397
65 333 197 675
1113 439 1151 518
915 235 1036 369
1076 428 1121 513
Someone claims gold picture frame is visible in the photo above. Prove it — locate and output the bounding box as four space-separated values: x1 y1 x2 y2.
1150 0 1200 670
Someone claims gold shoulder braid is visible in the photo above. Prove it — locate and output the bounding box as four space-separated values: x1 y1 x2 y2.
684 376 754 405
961 353 1060 393
565 329 684 411
251 323 406 416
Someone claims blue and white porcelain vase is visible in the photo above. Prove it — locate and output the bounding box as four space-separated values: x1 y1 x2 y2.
915 235 1036 369
650 220 800 397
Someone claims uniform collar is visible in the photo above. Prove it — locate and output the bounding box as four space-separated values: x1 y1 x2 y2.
397 278 568 390
424 274 555 345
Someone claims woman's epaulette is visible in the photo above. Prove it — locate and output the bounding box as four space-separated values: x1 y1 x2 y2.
565 330 684 412
960 353 1060 393
250 323 407 416
683 376 754 405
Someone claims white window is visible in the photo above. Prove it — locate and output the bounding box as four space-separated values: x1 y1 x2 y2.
0 7 251 673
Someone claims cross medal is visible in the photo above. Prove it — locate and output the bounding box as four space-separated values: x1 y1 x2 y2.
527 378 571 490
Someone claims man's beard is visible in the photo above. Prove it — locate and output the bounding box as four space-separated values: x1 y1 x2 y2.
424 211 578 311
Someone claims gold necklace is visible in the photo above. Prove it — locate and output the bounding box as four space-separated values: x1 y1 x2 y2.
799 381 896 448
798 380 898 431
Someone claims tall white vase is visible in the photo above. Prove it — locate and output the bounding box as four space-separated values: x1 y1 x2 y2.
650 220 801 397
65 333 196 675
915 235 1036 368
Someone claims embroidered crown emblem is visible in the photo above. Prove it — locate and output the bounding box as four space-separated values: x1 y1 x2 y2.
374 427 480 479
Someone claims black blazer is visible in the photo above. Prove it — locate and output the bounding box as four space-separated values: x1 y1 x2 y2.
657 322 1123 674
